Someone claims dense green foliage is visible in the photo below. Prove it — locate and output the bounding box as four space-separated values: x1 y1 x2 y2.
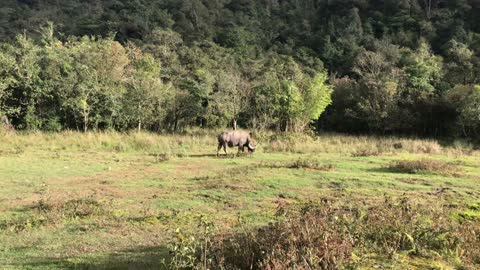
1 0 480 137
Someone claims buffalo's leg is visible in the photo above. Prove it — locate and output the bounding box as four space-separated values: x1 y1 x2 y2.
223 144 228 156
217 143 223 157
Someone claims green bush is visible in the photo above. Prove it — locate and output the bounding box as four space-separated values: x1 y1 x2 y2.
166 197 480 269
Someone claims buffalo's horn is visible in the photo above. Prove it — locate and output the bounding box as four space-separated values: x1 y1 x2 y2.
249 143 256 149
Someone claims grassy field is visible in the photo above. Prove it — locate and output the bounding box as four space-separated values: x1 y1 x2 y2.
0 130 479 269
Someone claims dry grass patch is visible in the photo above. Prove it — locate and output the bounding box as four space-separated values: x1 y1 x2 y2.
35 196 111 220
287 159 336 171
352 148 382 157
387 159 461 176
256 131 454 156
167 197 480 269
0 196 112 233
262 159 336 171
3 130 476 158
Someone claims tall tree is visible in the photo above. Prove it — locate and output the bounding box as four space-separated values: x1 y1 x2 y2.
123 45 172 131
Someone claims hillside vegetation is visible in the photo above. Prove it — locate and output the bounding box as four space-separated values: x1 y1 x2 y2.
0 1 480 138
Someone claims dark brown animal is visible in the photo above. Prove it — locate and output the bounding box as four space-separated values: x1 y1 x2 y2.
217 130 256 156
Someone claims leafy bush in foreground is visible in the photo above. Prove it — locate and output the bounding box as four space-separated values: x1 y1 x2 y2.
167 197 480 269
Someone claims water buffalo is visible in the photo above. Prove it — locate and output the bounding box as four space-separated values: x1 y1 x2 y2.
217 130 256 156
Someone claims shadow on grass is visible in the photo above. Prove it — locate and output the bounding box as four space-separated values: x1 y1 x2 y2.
189 153 253 158
7 246 170 270
366 167 396 174
367 167 447 176
188 153 220 158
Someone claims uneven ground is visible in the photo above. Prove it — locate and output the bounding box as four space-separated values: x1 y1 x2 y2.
0 131 479 269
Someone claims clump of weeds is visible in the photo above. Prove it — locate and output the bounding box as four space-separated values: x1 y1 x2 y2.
262 158 336 171
0 195 112 233
166 196 480 269
386 159 461 176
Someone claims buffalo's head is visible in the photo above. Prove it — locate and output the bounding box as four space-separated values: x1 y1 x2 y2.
248 142 257 153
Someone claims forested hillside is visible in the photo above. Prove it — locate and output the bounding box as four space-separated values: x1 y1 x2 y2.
1 0 480 138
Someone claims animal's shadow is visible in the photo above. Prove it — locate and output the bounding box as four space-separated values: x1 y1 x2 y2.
188 154 218 158
188 153 253 159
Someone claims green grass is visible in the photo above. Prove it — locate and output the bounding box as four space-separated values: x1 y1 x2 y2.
0 131 479 269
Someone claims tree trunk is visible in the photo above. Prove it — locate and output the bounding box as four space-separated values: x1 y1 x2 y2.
83 113 88 132
423 0 433 19
137 104 142 132
233 118 237 130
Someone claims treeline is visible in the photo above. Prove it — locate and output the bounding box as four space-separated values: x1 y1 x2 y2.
0 25 331 132
0 0 480 138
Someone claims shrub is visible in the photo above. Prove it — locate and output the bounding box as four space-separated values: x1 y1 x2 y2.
455 221 480 266
43 117 63 132
354 197 458 257
168 204 355 269
166 197 480 269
